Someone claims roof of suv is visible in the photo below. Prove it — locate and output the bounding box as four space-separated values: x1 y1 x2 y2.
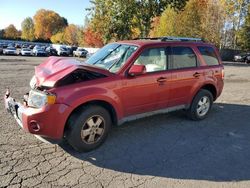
118 37 215 48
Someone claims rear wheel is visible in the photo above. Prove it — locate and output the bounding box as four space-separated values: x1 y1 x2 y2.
66 105 111 152
187 89 213 120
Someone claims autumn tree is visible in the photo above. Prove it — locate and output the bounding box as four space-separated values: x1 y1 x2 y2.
21 17 35 41
50 32 65 44
4 24 20 39
133 0 187 38
64 24 82 45
225 0 250 48
33 9 68 40
150 0 226 47
149 6 178 37
83 26 103 47
239 4 250 50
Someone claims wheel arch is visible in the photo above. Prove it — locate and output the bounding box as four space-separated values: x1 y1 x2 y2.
200 84 217 101
64 100 118 136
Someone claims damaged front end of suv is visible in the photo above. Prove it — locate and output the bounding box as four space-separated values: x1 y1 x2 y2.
4 56 109 143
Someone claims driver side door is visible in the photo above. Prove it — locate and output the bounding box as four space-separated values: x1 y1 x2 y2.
120 47 171 116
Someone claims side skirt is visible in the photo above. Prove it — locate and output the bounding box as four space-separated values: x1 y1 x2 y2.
118 105 187 126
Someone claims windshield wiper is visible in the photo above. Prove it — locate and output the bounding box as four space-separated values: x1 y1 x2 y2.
108 47 130 70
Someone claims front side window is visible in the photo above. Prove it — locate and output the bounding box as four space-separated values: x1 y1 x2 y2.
86 43 138 73
134 48 167 73
171 47 197 69
198 46 219 66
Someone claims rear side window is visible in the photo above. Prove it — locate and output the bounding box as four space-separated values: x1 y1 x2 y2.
172 47 197 69
198 46 219 66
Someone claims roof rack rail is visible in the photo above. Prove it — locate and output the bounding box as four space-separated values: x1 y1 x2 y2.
161 36 203 42
133 36 204 42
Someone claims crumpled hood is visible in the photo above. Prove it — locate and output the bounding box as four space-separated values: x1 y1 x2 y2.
35 57 83 87
34 56 110 87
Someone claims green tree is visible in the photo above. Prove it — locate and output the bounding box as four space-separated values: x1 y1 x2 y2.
224 0 250 48
33 9 68 40
87 0 187 43
21 17 35 41
150 6 178 37
0 29 4 38
239 4 250 50
51 32 65 44
4 24 20 39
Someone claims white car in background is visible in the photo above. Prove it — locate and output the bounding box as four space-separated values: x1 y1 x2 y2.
20 48 32 56
33 46 47 56
57 46 69 56
73 47 88 58
3 47 17 55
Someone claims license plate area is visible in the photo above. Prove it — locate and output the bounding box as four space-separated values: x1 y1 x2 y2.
7 98 18 116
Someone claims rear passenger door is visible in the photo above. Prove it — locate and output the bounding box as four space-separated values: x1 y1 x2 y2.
168 46 205 107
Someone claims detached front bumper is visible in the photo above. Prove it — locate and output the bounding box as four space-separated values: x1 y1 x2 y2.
4 89 72 143
4 91 25 128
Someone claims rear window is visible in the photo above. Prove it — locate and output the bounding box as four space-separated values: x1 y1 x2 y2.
198 46 219 66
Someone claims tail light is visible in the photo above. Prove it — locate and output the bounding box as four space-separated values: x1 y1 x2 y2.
221 69 225 80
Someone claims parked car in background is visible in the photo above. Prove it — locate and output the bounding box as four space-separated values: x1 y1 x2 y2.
57 46 69 56
22 44 29 49
234 52 250 63
33 47 47 56
29 45 35 49
0 44 3 55
15 43 21 48
67 46 77 56
73 47 88 58
3 43 8 48
7 43 15 48
46 46 58 56
246 56 250 64
20 48 33 56
3 47 17 55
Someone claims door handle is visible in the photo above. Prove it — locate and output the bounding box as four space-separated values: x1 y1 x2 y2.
157 77 167 83
193 72 201 78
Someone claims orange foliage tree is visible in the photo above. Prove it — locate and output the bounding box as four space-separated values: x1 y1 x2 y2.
83 27 104 47
4 24 20 39
64 24 82 45
33 9 68 40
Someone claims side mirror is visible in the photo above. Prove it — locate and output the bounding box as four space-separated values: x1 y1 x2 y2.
128 65 146 76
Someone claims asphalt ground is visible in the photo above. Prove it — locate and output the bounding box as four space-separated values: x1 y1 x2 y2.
0 56 250 188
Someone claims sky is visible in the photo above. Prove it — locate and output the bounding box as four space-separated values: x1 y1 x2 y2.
0 0 92 30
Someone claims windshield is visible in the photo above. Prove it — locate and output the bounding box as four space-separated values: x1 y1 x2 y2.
86 43 138 73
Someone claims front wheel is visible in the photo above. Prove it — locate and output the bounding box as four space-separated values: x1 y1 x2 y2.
187 89 213 121
66 105 111 152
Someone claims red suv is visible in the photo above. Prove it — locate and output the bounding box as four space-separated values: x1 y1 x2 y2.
4 37 224 152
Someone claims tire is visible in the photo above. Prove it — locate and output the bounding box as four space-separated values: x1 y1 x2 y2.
187 89 213 121
66 105 112 152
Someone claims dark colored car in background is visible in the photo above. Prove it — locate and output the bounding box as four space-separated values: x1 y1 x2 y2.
0 44 3 55
46 46 58 56
234 52 250 63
